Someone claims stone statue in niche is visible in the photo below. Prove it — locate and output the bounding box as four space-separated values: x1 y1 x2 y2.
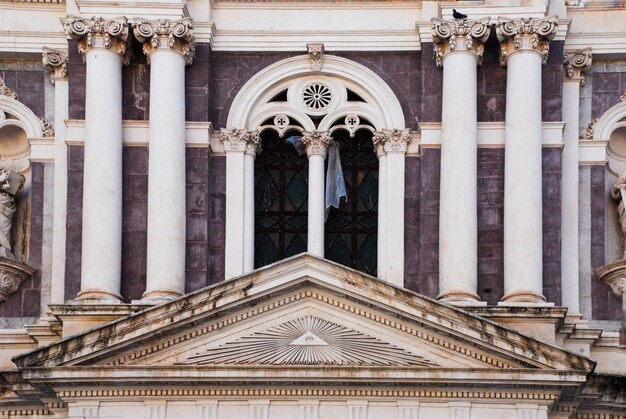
0 166 25 258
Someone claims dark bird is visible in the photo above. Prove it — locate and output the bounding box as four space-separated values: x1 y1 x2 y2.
452 9 468 20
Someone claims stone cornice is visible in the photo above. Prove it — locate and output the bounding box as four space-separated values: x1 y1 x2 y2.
42 47 68 84
496 16 558 66
63 16 131 65
563 48 592 84
133 18 195 66
431 18 491 67
301 130 330 158
219 128 261 156
373 129 411 156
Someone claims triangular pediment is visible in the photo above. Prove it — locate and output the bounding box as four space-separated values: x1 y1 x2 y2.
13 254 594 384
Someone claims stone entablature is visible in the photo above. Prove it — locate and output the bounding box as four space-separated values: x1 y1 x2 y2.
496 16 558 66
64 16 131 64
431 18 491 67
133 18 195 65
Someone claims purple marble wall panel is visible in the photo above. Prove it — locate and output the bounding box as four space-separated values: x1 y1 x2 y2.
68 40 86 120
542 147 562 305
208 155 226 285
122 42 150 121
542 40 564 122
589 166 622 319
64 145 84 300
0 164 44 317
477 148 504 304
121 147 148 301
0 69 46 118
186 147 210 292
418 148 440 298
591 71 626 119
404 157 421 292
477 36 507 122
419 44 442 123
186 44 210 122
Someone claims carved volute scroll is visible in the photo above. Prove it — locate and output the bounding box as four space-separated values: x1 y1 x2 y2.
496 16 559 66
64 16 131 65
301 130 331 158
133 18 195 65
431 18 491 67
42 47 68 84
220 128 262 156
563 48 592 85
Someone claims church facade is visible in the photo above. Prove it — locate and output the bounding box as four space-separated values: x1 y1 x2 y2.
0 0 625 417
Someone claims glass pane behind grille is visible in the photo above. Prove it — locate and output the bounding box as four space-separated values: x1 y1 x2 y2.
325 129 378 276
254 130 309 268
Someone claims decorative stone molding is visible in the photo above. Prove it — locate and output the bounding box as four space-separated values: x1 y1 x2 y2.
64 16 131 65
38 117 54 137
0 256 36 303
594 259 626 298
579 118 598 141
431 18 491 67
133 18 195 65
42 47 68 84
496 16 558 66
220 128 261 156
301 130 331 158
0 78 17 100
307 43 324 71
372 129 411 156
563 48 592 85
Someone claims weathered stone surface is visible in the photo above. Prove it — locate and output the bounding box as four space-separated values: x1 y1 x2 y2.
0 69 46 117
542 148 562 305
186 147 209 292
418 148 439 298
478 35 507 122
542 40 564 122
404 157 420 292
208 154 226 285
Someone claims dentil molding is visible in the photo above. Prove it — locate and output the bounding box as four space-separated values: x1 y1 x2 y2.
496 16 559 66
63 16 131 65
563 48 592 84
41 47 68 84
431 18 491 67
133 18 195 65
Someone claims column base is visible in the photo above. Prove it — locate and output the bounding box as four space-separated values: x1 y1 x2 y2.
437 290 483 305
75 288 123 303
137 290 182 305
500 290 547 304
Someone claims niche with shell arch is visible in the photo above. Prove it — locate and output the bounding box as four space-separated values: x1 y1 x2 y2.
0 94 44 262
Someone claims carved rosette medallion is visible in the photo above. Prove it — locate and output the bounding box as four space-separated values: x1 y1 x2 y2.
301 130 331 158
220 128 261 156
64 16 131 65
373 129 411 156
42 47 68 84
563 48 592 85
431 18 491 67
133 18 195 66
496 16 558 66
0 257 36 303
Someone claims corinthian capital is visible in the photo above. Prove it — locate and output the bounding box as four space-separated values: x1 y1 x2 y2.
220 128 261 156
42 47 68 84
302 131 331 158
496 16 558 66
563 48 592 84
64 16 131 64
431 18 491 67
133 18 195 65
372 129 411 156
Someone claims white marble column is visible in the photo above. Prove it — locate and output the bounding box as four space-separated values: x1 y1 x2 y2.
432 18 490 303
133 18 194 302
562 49 592 318
65 16 130 302
497 17 558 303
221 129 260 279
373 129 410 286
42 48 69 305
302 131 330 257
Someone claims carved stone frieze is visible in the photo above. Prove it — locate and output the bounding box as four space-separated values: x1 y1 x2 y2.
64 16 131 65
38 117 54 137
183 315 438 366
42 47 68 84
220 128 261 156
307 43 324 71
0 256 36 303
301 130 331 158
431 18 491 67
0 78 17 100
563 48 592 84
496 16 558 66
579 118 597 141
372 129 411 156
133 18 195 65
